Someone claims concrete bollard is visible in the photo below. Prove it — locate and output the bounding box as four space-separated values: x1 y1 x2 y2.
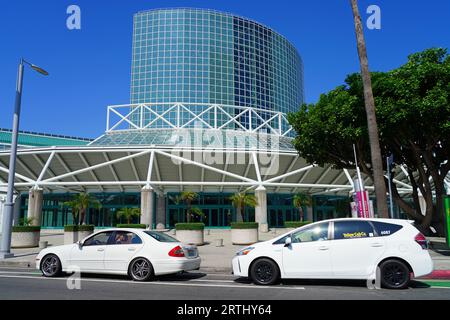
39 241 48 249
214 239 223 247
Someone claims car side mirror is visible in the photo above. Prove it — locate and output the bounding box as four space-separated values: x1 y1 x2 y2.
77 240 84 248
284 237 292 247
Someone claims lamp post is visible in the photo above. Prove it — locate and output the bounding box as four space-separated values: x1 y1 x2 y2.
0 59 48 259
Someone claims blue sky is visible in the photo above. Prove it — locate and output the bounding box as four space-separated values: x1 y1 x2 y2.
0 0 449 138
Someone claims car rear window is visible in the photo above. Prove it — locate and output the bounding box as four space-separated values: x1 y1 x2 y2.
371 221 403 237
144 231 179 243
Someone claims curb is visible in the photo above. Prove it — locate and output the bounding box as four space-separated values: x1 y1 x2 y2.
418 270 450 281
198 267 232 274
0 260 34 268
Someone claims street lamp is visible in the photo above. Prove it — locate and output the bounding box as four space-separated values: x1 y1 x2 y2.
0 58 48 259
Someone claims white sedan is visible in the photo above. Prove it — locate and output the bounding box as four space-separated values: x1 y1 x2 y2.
232 218 433 289
36 228 201 281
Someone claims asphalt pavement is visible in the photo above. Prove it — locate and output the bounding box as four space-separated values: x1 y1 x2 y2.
0 267 449 300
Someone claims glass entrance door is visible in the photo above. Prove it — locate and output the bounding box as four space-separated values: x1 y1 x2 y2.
203 208 232 228
268 207 300 228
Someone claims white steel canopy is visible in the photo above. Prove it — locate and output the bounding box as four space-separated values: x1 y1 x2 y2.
0 103 416 196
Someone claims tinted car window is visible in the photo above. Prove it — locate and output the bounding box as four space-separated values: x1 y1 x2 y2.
273 235 290 245
334 221 375 240
144 231 179 243
291 223 329 243
372 221 403 237
84 232 113 246
112 231 142 245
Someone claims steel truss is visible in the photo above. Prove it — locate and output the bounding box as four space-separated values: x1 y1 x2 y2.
0 146 414 195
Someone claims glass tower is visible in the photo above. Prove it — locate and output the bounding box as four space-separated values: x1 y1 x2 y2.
130 8 304 116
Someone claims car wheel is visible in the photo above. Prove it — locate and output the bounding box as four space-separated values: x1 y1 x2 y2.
250 258 280 286
129 258 154 282
40 254 62 277
380 259 410 289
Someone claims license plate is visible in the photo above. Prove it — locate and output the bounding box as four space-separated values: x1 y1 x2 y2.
187 249 196 257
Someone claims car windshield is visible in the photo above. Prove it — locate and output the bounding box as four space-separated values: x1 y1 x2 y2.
144 231 179 243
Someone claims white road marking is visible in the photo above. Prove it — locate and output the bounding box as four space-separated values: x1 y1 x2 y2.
0 274 305 290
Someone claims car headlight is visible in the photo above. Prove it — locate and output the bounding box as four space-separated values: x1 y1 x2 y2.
236 247 255 256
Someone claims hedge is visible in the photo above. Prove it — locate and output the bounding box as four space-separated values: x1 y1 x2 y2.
117 224 147 229
12 226 41 233
175 223 205 230
231 222 259 230
64 225 95 232
284 221 312 228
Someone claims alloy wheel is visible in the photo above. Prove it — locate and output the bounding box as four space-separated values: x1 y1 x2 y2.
131 258 152 281
255 262 274 283
251 258 280 285
41 255 61 277
380 260 410 289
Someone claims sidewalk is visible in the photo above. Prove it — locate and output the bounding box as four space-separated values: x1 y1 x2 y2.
1 230 449 279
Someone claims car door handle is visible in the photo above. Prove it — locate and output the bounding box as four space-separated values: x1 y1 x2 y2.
318 246 329 251
128 248 136 252
370 243 384 248
97 248 105 252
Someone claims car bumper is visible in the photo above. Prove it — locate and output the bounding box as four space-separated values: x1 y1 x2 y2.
35 256 42 270
155 257 202 275
411 252 434 278
232 256 249 277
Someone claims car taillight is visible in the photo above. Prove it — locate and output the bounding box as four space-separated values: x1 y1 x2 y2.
168 245 185 257
415 233 428 249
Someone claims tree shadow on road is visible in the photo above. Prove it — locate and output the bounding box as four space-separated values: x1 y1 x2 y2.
234 277 432 290
429 241 450 256
67 271 207 282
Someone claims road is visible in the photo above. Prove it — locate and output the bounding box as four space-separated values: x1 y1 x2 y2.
0 267 449 300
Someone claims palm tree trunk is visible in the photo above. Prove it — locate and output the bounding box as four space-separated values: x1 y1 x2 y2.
299 207 304 222
80 208 86 225
241 205 246 222
236 207 243 222
186 202 191 223
72 211 77 226
350 0 389 218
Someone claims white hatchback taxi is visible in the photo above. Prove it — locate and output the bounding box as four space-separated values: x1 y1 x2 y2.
36 228 201 281
232 218 433 289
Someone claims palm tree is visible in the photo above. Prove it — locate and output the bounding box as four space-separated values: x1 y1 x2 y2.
63 193 102 225
293 193 312 222
350 0 389 218
180 191 198 223
230 192 258 222
190 207 205 223
116 208 141 224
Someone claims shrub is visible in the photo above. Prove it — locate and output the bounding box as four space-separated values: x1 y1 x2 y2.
175 223 205 231
64 225 95 232
284 221 312 229
116 224 147 229
231 222 259 230
12 226 41 233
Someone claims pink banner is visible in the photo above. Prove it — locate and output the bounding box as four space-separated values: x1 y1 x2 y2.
356 191 370 218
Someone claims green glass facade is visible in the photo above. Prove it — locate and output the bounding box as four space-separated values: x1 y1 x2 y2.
18 191 409 229
130 8 304 126
19 193 143 229
90 128 295 151
0 128 92 150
